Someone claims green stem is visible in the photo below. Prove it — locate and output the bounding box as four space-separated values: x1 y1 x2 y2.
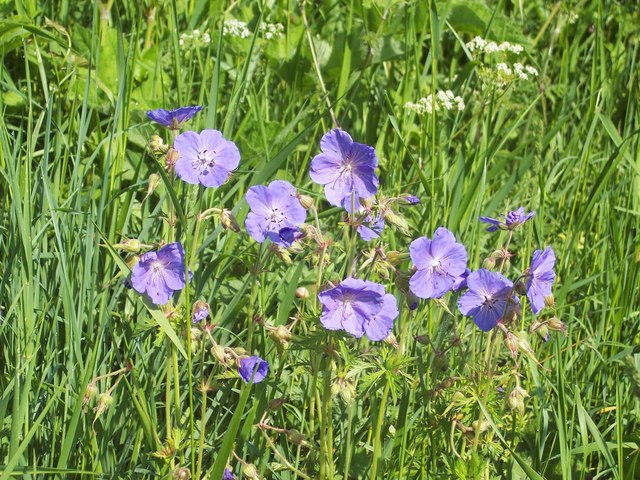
370 382 390 480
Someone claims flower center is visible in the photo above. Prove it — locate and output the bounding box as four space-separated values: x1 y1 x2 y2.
194 149 216 173
483 295 497 309
266 207 285 225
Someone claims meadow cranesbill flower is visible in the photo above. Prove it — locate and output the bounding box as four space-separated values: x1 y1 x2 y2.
309 129 379 209
238 356 269 384
479 207 535 232
526 246 556 314
130 243 188 305
458 269 520 331
357 214 384 241
452 268 470 292
146 106 202 129
192 300 210 323
409 227 468 299
318 277 398 341
173 129 240 187
245 180 307 246
222 467 234 480
404 195 420 205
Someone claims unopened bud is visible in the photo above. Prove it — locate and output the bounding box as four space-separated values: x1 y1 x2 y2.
269 325 291 347
295 287 309 299
165 147 179 170
483 256 496 269
331 377 356 404
384 332 399 348
113 238 144 252
220 209 241 233
143 173 162 203
172 467 191 480
381 209 409 235
211 345 227 364
544 294 555 309
508 386 528 415
530 320 549 341
94 392 113 417
241 462 260 479
513 278 525 295
547 316 567 334
149 134 168 154
83 382 98 406
472 419 489 434
269 245 291 265
297 194 314 210
266 397 288 411
504 331 519 359
287 429 305 445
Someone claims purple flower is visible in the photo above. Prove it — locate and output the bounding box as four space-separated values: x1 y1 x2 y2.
458 269 520 331
130 243 188 305
309 129 379 209
452 268 470 292
173 129 240 187
318 277 398 341
146 106 202 129
526 246 556 314
357 214 385 241
404 195 420 205
278 226 304 246
479 207 535 232
192 300 210 323
238 356 269 384
245 180 307 246
222 468 234 480
409 227 468 299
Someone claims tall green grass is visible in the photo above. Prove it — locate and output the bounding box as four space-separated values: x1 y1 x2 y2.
1 0 639 478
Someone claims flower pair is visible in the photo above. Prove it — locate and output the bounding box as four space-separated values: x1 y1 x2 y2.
318 277 399 341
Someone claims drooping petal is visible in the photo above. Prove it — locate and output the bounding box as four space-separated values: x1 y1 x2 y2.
409 268 454 299
365 294 398 341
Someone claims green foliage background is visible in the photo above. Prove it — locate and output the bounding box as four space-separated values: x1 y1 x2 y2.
1 0 639 478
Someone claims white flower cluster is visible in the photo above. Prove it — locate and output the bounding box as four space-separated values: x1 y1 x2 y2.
491 62 539 86
224 19 251 38
466 36 524 56
179 29 211 48
223 19 284 40
259 22 284 40
405 90 465 115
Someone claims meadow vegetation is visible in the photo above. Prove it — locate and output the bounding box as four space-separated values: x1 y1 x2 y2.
1 0 639 478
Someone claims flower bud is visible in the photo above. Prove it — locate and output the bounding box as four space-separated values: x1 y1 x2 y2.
269 245 291 265
266 397 288 411
94 392 113 417
295 287 309 299
241 463 260 479
149 134 168 154
507 386 528 416
381 209 409 235
172 467 191 480
83 382 98 407
165 147 179 170
113 238 144 252
269 325 291 347
145 173 161 199
220 209 241 233
211 345 227 365
544 294 555 309
530 320 549 341
331 377 356 404
547 316 567 334
297 194 314 210
472 419 489 434
287 429 306 446
384 332 399 348
483 256 496 269
504 331 519 359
